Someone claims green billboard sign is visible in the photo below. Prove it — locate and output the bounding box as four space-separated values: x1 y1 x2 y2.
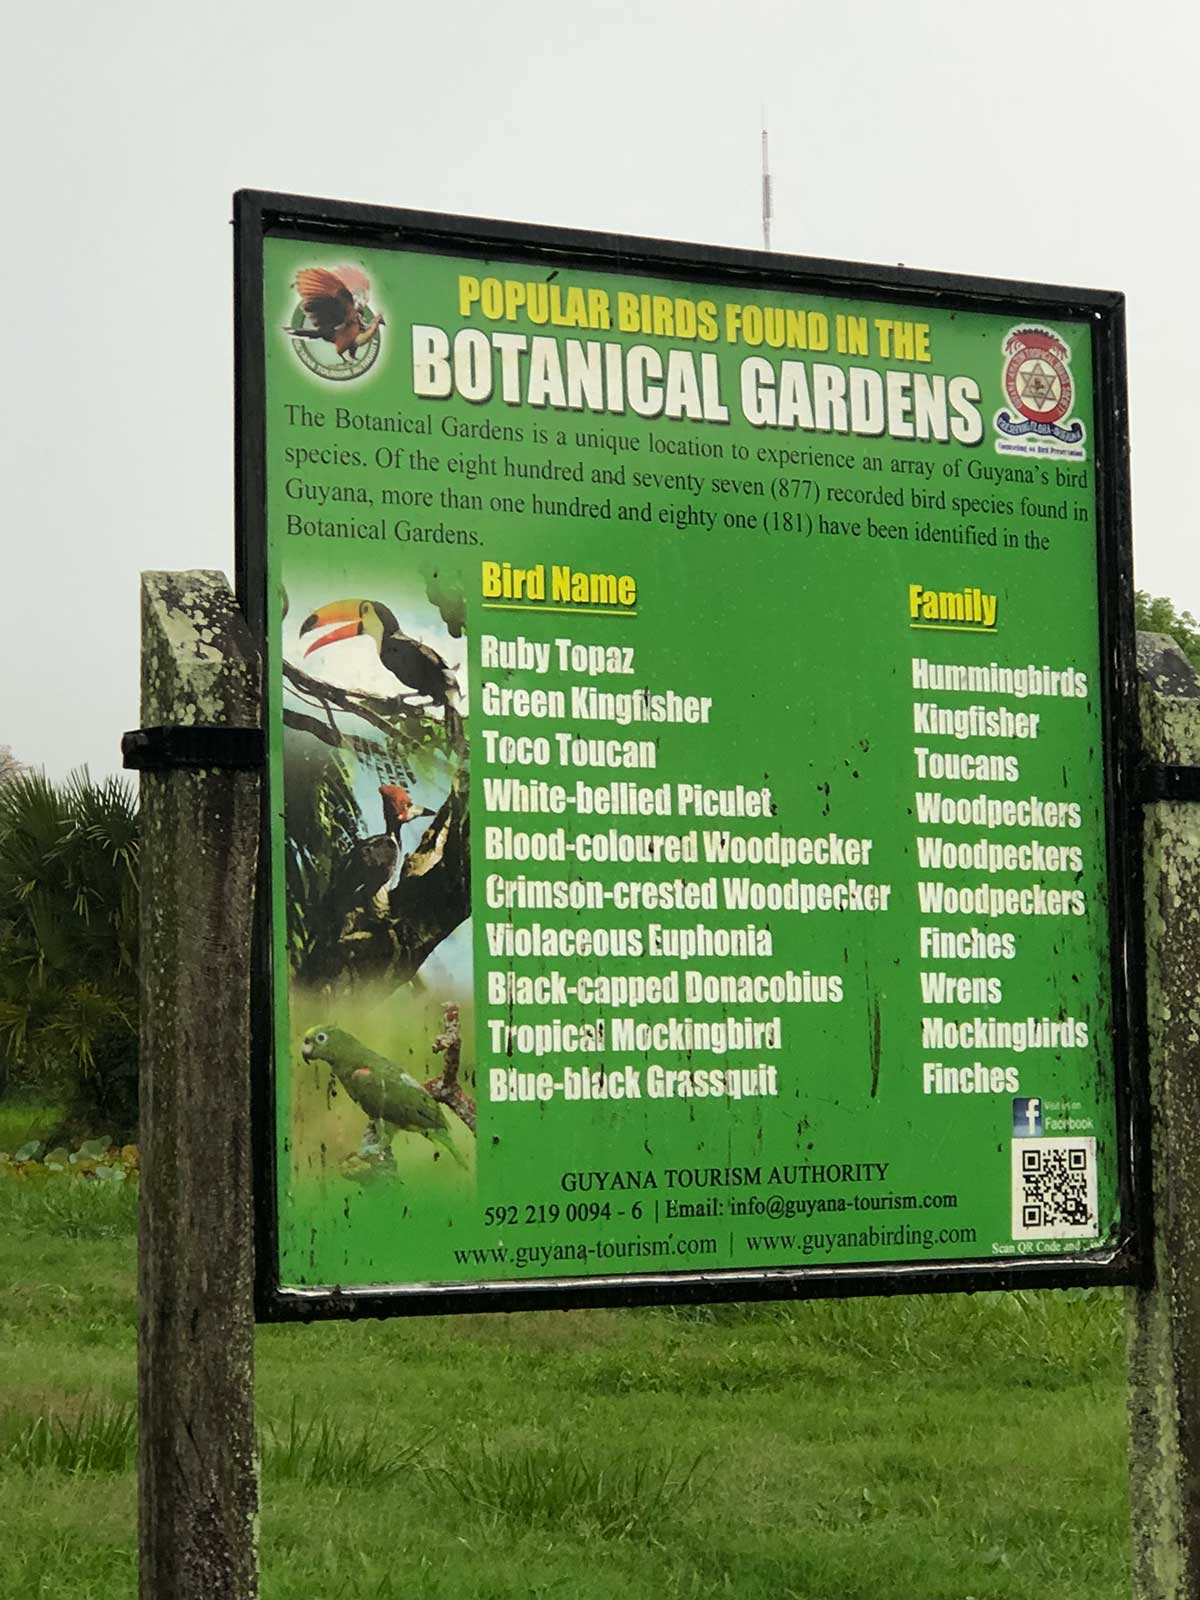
235 194 1140 1317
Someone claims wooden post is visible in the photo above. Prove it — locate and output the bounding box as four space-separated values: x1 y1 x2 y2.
1128 630 1200 1600
137 571 260 1599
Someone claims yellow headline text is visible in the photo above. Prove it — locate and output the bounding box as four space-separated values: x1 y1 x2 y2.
458 275 931 361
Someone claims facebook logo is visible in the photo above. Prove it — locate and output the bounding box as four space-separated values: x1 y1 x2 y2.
1012 1097 1044 1138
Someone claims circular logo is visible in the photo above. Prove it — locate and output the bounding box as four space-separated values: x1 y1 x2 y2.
286 265 384 382
1004 329 1072 426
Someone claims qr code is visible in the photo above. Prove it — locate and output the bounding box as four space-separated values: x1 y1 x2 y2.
1011 1137 1098 1240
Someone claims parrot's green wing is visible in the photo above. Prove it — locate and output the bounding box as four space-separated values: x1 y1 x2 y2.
378 1076 470 1169
378 1073 447 1133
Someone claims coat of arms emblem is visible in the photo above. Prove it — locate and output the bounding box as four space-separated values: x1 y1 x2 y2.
994 327 1086 460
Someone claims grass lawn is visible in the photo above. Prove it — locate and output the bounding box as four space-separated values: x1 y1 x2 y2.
0 1149 1132 1599
0 1094 67 1154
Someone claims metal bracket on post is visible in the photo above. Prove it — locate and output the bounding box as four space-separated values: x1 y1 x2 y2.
1138 763 1200 804
122 725 265 773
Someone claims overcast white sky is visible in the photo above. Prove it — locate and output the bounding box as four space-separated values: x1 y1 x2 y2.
3 1 1195 779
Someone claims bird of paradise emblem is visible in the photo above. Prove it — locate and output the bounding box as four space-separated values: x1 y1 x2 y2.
285 264 384 380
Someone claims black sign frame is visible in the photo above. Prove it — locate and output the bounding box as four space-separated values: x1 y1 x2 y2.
234 188 1145 1323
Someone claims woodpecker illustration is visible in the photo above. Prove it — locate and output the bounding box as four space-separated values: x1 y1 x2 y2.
286 267 383 360
299 599 462 715
341 784 437 919
302 1024 470 1169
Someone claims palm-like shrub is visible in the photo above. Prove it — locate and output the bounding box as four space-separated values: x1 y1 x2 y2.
0 771 138 1134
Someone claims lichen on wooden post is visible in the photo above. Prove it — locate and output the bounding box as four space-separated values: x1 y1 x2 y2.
137 570 260 1600
1127 631 1200 1600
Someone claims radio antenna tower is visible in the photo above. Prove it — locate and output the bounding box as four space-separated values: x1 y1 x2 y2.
761 120 773 251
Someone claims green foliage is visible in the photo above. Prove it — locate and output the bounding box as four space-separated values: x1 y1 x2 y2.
282 739 364 975
0 1093 60 1153
1135 590 1200 669
262 1399 432 1487
426 567 467 638
0 1171 1134 1599
0 1173 138 1240
0 1401 136 1475
0 770 138 1133
653 1284 1122 1377
438 1437 708 1538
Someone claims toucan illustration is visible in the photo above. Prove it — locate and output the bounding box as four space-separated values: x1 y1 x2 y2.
300 599 461 714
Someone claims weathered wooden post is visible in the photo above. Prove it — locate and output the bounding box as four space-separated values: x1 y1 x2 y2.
129 570 261 1599
1127 630 1200 1600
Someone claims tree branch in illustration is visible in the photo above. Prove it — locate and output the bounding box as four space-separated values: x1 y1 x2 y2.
281 638 470 994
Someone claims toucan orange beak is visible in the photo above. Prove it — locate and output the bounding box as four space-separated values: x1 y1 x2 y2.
299 599 362 657
303 622 358 657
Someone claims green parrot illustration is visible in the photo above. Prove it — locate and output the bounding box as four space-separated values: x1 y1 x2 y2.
302 1024 470 1170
